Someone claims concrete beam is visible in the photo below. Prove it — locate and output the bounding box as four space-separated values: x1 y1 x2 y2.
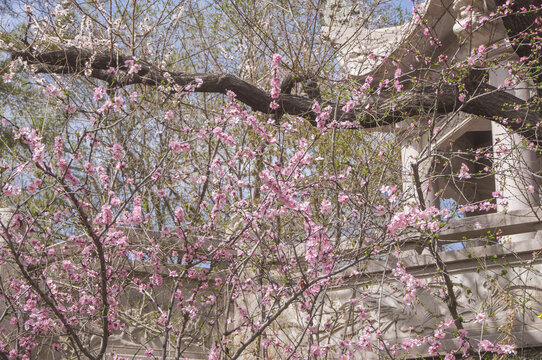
438 209 542 240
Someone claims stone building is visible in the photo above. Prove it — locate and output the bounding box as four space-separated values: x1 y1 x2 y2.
1 0 542 359
323 0 542 358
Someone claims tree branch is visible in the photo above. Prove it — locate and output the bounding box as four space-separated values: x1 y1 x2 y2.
280 73 321 100
12 48 542 141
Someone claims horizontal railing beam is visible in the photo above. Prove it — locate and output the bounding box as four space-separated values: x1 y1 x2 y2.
438 209 542 240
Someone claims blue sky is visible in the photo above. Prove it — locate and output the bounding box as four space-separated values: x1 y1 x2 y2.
399 0 420 13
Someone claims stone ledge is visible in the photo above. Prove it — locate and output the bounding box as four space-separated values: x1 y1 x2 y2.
439 209 542 240
347 235 542 279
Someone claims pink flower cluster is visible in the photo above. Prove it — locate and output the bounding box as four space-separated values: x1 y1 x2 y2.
392 262 426 306
458 163 471 180
124 59 142 76
14 127 45 164
269 53 282 109
479 340 516 354
312 100 332 130
387 205 442 236
169 140 191 153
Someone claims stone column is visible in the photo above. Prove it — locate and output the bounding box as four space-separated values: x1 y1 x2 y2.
401 139 420 201
401 132 440 209
452 0 539 238
489 69 539 241
0 208 14 242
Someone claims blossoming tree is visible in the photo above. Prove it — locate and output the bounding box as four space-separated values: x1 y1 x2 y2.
0 0 541 359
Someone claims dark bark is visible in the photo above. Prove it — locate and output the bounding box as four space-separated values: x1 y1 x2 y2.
280 73 321 100
11 48 542 141
496 0 541 60
496 0 542 91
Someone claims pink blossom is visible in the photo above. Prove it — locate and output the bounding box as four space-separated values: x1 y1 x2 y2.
312 100 321 114
474 312 487 324
321 199 331 215
458 163 471 180
44 85 60 97
156 189 166 198
113 96 124 111
98 100 112 114
479 339 494 352
65 104 76 114
342 100 355 113
212 127 234 145
175 206 185 222
492 190 503 198
144 348 154 357
125 59 142 75
95 205 113 225
310 344 324 357
428 341 441 355
157 315 167 325
338 193 349 204
111 143 123 161
111 195 121 206
208 345 219 360
498 344 516 354
83 161 95 174
270 87 280 99
93 86 106 100
26 179 42 195
2 73 13 83
3 183 21 196
169 140 182 152
130 196 143 225
272 53 282 67
440 318 454 329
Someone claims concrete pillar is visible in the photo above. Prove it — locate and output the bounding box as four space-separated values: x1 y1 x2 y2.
491 124 538 212
489 69 539 241
401 136 440 210
401 139 420 201
0 208 14 242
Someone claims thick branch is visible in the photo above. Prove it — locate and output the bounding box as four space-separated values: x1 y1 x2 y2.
280 73 321 100
12 48 542 141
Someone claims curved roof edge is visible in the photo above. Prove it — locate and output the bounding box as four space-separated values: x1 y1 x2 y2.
323 0 507 80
